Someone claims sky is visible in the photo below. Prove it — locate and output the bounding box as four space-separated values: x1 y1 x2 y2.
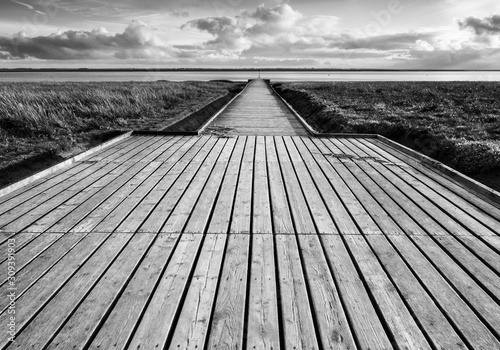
0 0 499 69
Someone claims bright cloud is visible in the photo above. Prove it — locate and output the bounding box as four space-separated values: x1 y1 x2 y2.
0 21 176 60
459 14 500 35
0 3 499 69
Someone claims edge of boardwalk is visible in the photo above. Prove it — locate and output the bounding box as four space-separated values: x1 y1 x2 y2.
375 135 500 206
268 80 317 136
0 131 133 199
197 81 251 134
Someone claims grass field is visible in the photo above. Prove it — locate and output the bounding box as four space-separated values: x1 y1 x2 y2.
0 80 239 172
274 81 500 191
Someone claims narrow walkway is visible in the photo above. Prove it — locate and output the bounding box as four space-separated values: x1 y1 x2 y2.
204 79 309 136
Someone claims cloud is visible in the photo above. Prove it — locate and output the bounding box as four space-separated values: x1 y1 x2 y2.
10 0 47 15
0 51 15 60
0 21 176 60
458 14 500 35
180 5 500 68
1 2 499 69
335 32 436 51
182 16 252 51
183 4 339 54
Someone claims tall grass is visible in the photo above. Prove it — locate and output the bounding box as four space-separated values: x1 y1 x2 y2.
0 81 238 168
275 81 500 175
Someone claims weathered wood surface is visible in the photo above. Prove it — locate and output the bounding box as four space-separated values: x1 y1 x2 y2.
204 79 309 136
1 134 499 349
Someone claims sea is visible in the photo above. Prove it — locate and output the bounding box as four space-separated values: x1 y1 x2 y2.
0 70 499 82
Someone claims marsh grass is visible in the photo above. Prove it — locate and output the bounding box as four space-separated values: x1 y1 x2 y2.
275 81 500 176
0 81 238 169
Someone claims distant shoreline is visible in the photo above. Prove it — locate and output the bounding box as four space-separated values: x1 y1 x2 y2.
1 68 500 73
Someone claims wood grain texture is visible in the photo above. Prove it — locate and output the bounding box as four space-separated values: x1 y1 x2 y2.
0 134 498 349
230 136 255 234
89 233 179 349
205 79 309 136
169 234 226 350
207 234 250 350
128 234 203 349
246 234 280 349
207 137 246 234
275 234 319 350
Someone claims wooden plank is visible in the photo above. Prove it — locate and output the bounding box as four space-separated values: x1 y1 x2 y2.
283 136 338 234
274 234 319 349
457 235 500 272
207 137 246 234
251 136 273 234
29 136 178 233
329 138 361 157
265 137 294 234
370 137 500 209
0 232 41 261
343 235 431 349
297 235 356 349
113 136 217 233
80 136 205 233
319 235 394 349
364 160 500 270
25 155 165 233
274 137 317 234
175 138 237 234
292 137 364 235
246 234 280 350
0 233 62 281
207 234 250 350
16 158 156 234
411 235 500 338
365 138 500 228
0 136 160 232
388 235 500 349
354 159 449 235
206 79 309 136
0 232 104 314
128 234 203 349
0 131 133 201
366 138 500 217
0 232 122 348
168 234 227 350
305 137 382 235
28 233 156 350
89 234 179 349
364 235 466 349
320 139 404 235
342 158 430 235
0 233 87 306
230 136 255 233
49 136 189 233
354 139 500 234
137 137 224 233
351 150 500 297
0 135 148 213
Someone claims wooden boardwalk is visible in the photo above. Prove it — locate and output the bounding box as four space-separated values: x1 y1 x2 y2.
1 134 499 349
204 79 309 136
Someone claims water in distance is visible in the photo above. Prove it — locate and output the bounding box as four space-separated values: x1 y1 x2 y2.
1 70 499 82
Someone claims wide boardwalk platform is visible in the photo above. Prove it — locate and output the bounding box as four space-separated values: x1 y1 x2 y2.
204 79 309 136
1 134 499 349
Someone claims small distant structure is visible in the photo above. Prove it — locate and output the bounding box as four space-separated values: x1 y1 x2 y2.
258 69 261 78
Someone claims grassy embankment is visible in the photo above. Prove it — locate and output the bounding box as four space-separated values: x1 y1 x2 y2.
274 81 500 191
0 81 240 187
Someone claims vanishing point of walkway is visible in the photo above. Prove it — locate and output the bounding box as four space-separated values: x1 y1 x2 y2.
0 79 499 350
205 79 309 136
